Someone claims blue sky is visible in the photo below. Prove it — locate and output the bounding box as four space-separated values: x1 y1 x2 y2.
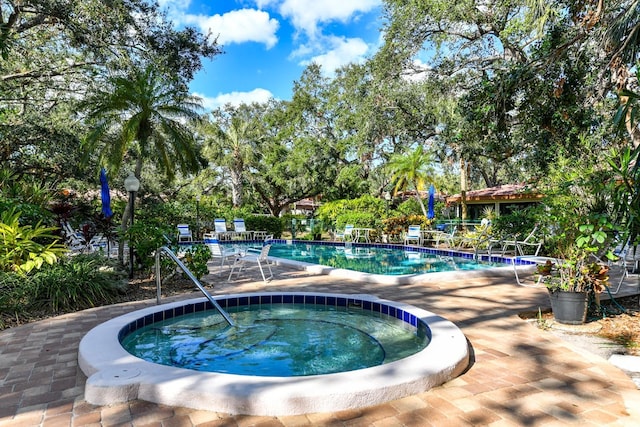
159 0 384 110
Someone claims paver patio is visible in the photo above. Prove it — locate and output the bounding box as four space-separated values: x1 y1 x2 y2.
1 262 639 426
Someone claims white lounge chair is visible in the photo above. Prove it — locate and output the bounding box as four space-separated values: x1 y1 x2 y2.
434 225 457 247
61 221 87 252
233 218 253 240
214 218 233 240
489 226 543 256
176 224 193 242
457 221 491 259
404 225 422 246
334 224 354 242
228 244 273 283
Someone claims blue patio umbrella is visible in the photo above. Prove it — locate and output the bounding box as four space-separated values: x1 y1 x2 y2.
427 184 435 219
100 168 113 219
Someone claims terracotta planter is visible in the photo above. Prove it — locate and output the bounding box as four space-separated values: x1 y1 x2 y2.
548 290 588 325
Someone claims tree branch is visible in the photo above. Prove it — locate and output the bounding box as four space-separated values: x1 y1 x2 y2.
1 61 97 81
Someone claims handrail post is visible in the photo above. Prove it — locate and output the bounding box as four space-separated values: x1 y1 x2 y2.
155 250 162 304
154 246 235 327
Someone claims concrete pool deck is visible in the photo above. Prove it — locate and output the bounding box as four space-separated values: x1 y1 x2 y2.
1 263 640 426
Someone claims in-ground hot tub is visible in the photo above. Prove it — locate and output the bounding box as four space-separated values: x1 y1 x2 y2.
79 292 469 416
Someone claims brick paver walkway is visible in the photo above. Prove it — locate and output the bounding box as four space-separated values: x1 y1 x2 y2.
1 264 640 426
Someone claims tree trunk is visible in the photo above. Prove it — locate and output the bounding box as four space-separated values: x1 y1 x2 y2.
230 168 243 207
621 95 640 148
413 180 428 217
460 158 468 220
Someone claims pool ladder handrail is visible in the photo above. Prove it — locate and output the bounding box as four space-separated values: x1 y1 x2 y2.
155 246 235 327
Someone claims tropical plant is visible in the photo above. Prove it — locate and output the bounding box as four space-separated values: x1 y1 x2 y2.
202 107 259 207
122 220 172 272
0 253 127 315
387 145 435 217
0 208 67 275
27 253 127 312
182 244 211 280
541 215 617 294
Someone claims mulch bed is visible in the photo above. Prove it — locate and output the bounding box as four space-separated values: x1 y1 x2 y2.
519 294 640 356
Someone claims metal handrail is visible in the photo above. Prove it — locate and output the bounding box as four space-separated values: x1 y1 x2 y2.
155 246 235 327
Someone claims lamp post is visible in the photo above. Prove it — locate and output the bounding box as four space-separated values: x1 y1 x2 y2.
195 195 201 240
124 172 140 279
384 191 391 216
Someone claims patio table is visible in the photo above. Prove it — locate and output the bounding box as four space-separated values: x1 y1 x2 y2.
353 228 374 243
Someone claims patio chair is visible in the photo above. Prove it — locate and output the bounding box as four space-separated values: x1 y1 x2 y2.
207 242 242 274
334 224 354 242
233 218 253 240
432 225 457 247
457 222 491 259
403 225 423 246
596 236 638 294
228 244 273 283
176 224 193 242
489 226 543 257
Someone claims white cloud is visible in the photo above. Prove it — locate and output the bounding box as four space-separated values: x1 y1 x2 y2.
300 36 369 76
278 0 380 37
194 89 274 110
403 59 433 82
181 9 279 48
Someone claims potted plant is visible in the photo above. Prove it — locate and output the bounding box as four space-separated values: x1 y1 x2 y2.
541 217 616 324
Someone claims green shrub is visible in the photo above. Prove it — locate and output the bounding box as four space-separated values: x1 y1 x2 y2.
246 215 284 238
382 214 429 239
0 253 127 314
182 244 211 279
316 195 386 230
123 220 172 271
491 206 539 240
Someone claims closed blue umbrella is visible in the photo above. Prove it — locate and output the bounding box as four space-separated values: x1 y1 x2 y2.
427 184 435 219
100 168 113 218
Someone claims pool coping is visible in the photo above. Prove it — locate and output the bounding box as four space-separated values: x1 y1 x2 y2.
78 292 469 416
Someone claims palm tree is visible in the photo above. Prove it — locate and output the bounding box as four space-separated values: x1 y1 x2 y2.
202 107 259 207
387 145 435 217
81 65 203 262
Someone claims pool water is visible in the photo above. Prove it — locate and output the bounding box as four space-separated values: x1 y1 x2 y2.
121 303 429 376
213 242 499 276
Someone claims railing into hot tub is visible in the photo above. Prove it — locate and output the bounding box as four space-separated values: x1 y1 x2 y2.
155 246 235 327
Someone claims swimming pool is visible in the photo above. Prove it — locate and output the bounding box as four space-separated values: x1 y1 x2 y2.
266 241 499 275
201 239 502 274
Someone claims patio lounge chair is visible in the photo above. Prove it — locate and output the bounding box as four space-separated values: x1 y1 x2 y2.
61 221 87 252
404 225 423 246
489 226 543 257
233 218 253 240
457 220 491 259
228 244 273 283
176 224 193 242
207 242 241 274
434 225 457 247
214 218 233 240
334 224 354 242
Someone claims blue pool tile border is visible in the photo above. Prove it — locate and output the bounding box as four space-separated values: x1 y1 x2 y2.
118 294 425 342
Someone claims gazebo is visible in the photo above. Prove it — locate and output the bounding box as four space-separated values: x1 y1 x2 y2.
446 183 543 220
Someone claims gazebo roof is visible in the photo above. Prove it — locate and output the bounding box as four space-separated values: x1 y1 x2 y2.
446 183 543 204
